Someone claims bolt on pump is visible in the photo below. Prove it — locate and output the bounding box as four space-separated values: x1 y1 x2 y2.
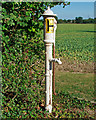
42 6 62 113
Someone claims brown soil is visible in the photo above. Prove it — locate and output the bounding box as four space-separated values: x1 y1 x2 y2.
55 58 94 73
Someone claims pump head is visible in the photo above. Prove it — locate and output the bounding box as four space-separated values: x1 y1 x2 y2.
42 6 57 44
42 6 57 17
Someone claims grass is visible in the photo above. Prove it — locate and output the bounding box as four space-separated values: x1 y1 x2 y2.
40 87 95 118
55 24 94 62
54 24 94 102
55 70 94 101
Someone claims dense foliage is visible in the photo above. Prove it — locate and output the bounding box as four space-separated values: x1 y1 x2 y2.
2 2 71 118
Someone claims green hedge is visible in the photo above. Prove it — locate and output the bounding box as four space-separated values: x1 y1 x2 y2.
2 2 45 118
2 2 69 118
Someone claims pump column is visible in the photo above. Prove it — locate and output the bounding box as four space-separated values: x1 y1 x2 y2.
45 42 52 113
42 7 56 113
44 16 54 113
42 6 62 113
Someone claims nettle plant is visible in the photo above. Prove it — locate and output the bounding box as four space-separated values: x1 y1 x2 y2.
2 2 70 118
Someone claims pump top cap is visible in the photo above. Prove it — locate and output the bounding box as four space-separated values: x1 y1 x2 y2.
42 6 57 17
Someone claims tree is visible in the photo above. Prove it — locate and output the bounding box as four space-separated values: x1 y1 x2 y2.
87 18 94 23
83 18 94 23
94 18 96 23
58 19 64 23
72 19 75 23
67 19 71 23
63 19 67 23
75 17 83 23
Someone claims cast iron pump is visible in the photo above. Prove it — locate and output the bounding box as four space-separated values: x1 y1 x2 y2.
42 6 62 113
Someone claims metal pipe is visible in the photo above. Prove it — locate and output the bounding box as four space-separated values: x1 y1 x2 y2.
53 18 57 95
53 43 56 95
45 43 52 113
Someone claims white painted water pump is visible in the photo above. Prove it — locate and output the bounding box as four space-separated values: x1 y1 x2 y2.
42 6 62 113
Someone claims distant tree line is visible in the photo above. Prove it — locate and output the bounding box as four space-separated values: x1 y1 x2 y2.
57 17 96 24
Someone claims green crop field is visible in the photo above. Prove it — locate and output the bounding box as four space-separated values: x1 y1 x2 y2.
55 24 95 101
55 24 94 62
55 71 94 101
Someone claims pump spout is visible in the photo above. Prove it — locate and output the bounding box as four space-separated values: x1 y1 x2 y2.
50 58 62 64
56 58 62 64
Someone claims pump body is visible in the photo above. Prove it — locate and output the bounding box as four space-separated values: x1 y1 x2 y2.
42 6 62 113
44 17 55 113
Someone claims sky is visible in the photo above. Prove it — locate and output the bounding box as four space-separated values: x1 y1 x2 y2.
51 2 94 20
40 2 94 20
51 2 94 19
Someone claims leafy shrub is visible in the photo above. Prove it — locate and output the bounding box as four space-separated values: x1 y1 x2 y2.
2 2 69 118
